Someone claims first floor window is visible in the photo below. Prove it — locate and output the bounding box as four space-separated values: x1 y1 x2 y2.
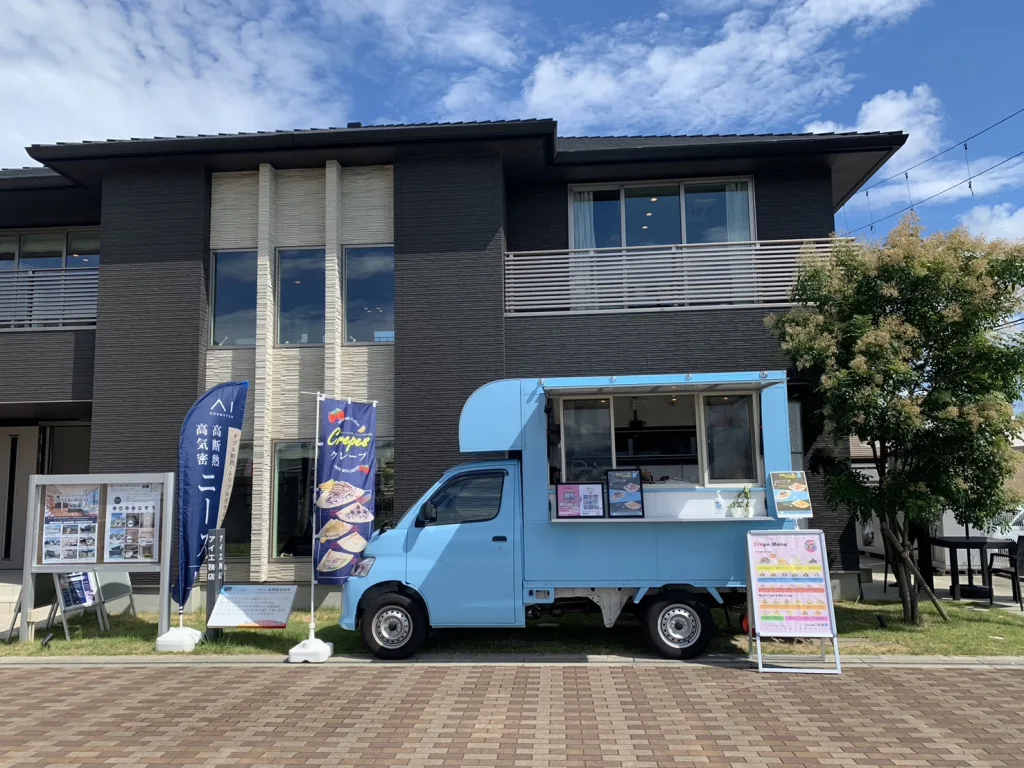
212 250 258 346
222 443 253 557
278 248 325 344
345 245 394 343
273 441 315 558
375 439 395 526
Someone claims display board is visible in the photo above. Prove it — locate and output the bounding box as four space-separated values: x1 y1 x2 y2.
555 483 605 518
606 470 644 518
20 473 175 644
206 585 297 629
746 529 840 674
769 471 813 518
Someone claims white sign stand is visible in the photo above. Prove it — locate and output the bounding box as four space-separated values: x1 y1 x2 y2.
289 391 333 664
747 529 841 675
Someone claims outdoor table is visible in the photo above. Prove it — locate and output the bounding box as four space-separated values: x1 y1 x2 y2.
931 536 1012 600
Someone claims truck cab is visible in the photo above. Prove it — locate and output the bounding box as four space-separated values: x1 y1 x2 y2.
341 372 803 659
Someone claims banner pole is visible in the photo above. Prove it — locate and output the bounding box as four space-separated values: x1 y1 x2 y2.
308 392 325 641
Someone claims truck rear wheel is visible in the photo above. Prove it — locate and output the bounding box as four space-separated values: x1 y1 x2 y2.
644 594 713 660
361 593 427 660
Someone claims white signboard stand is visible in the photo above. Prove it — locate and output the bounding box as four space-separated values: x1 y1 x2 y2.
207 585 298 629
19 473 175 644
746 529 841 674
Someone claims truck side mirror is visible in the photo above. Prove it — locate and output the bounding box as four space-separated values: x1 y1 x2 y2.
418 502 437 526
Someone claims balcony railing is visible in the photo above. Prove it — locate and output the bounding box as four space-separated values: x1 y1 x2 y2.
504 238 840 316
0 268 99 330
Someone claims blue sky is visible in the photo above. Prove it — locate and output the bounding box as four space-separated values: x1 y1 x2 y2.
1 0 1022 241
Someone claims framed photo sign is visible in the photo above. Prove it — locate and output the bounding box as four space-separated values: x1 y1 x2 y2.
606 469 644 518
555 483 605 519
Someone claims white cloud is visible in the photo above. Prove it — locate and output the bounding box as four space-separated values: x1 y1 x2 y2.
508 0 929 136
811 85 1024 220
656 12 671 22
959 204 1024 241
320 0 521 70
0 0 343 167
440 69 506 120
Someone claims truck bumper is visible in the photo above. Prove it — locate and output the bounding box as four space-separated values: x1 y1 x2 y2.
340 581 363 631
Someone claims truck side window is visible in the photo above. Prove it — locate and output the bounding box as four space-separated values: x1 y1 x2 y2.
428 471 505 526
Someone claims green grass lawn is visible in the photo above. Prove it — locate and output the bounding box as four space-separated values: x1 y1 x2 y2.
3 600 1023 658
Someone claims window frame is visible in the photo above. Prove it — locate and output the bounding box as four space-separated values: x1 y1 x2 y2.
275 245 327 347
557 390 762 488
422 469 508 527
209 249 259 348
343 243 395 346
270 438 317 561
567 177 757 250
0 227 101 271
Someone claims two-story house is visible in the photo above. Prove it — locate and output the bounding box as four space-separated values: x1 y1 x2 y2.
0 119 906 607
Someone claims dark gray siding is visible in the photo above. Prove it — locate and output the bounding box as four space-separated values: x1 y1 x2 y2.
506 183 568 252
754 169 835 240
394 154 506 510
504 309 787 376
0 330 95 402
90 169 210 472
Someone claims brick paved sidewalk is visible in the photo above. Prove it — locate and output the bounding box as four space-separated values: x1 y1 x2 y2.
1 663 1022 767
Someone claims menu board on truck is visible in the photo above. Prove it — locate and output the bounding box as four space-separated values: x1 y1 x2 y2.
747 530 836 638
555 483 605 518
606 469 644 518
104 483 162 563
769 471 813 518
41 485 100 564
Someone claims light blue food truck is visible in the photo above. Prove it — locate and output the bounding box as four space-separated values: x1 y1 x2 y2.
340 371 805 659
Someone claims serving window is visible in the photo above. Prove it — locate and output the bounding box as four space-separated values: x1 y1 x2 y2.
552 392 761 487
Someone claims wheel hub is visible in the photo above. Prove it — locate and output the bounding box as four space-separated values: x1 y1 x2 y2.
372 607 412 648
658 604 700 649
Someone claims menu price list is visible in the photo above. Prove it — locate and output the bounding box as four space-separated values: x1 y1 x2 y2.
749 532 834 638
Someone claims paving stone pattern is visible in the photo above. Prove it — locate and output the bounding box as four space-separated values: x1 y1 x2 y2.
1 664 1022 767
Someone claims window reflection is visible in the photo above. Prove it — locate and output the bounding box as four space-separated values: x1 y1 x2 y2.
684 182 751 244
213 251 258 346
572 189 621 249
278 248 325 344
273 441 315 557
704 395 757 481
19 233 64 270
0 236 14 271
66 232 100 268
562 399 613 481
345 246 394 343
624 186 681 247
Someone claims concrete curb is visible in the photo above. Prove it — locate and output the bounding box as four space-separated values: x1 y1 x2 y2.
1 653 1023 669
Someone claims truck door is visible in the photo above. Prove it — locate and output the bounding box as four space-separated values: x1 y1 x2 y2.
405 466 517 626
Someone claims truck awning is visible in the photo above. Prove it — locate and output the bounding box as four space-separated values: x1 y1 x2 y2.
540 371 786 397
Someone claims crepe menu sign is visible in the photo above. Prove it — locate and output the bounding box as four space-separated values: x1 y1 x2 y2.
314 398 377 584
606 469 644 518
770 471 813 518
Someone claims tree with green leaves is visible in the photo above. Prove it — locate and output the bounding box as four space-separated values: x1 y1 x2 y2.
767 214 1024 624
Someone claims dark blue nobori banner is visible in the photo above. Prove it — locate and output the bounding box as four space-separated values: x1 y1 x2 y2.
314 398 376 585
173 381 248 609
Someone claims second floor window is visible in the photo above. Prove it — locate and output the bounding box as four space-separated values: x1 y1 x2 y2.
0 230 101 270
212 251 258 347
571 180 752 249
345 245 394 343
278 248 325 345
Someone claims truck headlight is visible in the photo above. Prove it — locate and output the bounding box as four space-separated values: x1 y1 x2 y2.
351 557 375 577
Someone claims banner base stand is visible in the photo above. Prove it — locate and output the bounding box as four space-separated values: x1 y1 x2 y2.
288 636 333 663
156 626 203 653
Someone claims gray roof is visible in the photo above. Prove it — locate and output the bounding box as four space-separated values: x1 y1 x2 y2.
557 130 905 152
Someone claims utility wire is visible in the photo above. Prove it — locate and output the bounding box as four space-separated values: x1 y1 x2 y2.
864 105 1024 192
843 149 1024 236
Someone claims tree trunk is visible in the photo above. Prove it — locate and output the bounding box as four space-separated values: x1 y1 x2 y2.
880 521 949 623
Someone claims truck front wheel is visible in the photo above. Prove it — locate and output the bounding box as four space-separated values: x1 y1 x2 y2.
361 593 428 660
644 594 713 660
